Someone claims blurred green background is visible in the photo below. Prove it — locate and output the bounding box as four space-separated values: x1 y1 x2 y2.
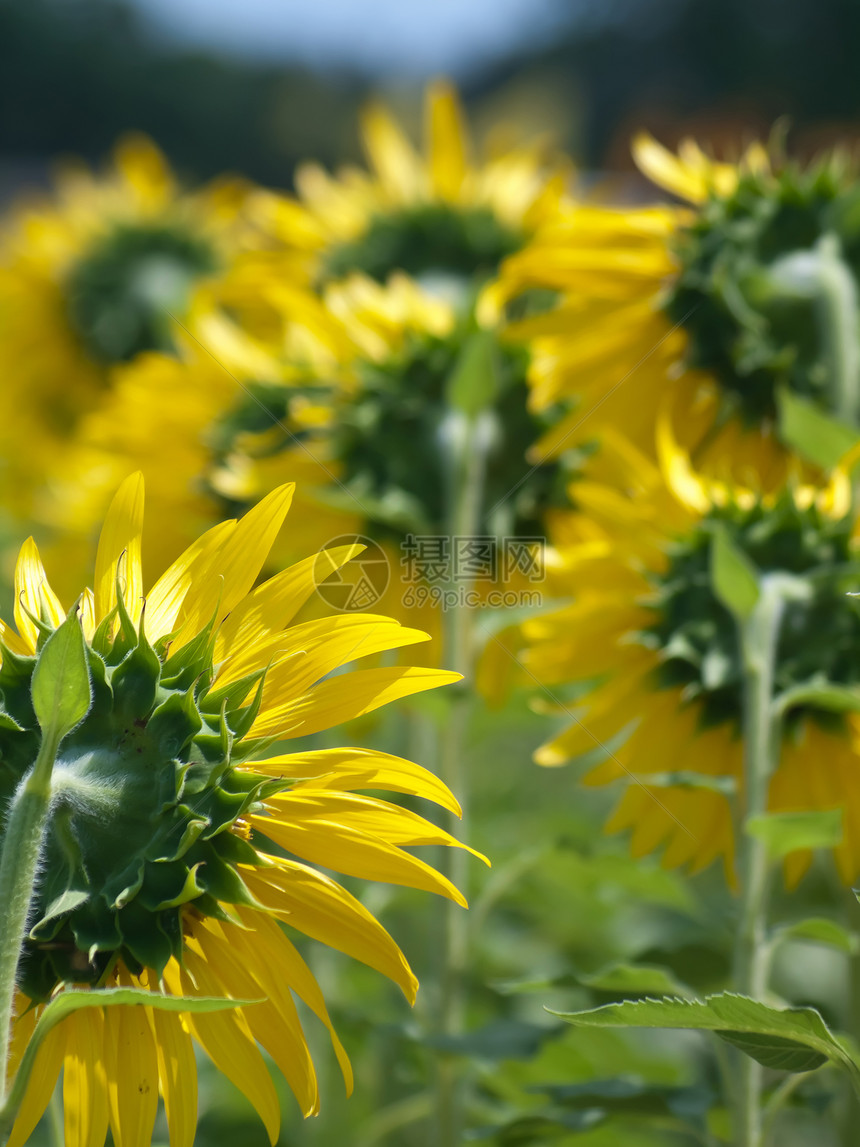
6 2 860 1144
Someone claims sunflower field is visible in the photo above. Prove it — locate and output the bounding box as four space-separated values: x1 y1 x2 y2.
5 6 860 1145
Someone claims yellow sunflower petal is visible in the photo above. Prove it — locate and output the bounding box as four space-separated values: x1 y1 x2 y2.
360 101 423 202
13 537 64 652
171 950 281 1144
176 484 294 639
144 519 236 641
7 1017 65 1147
247 746 462 816
243 860 419 1002
63 1006 110 1147
193 922 319 1117
251 666 461 739
251 806 468 905
233 907 354 1094
94 471 145 627
105 995 159 1147
426 80 469 201
150 1007 197 1147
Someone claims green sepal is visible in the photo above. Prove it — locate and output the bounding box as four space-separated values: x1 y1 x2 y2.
190 842 258 905
111 630 161 719
147 689 203 758
0 708 24 732
137 860 205 912
227 675 267 741
200 667 267 717
90 605 120 659
118 899 181 973
69 900 123 957
29 889 89 941
144 809 208 863
213 831 263 867
160 611 219 690
199 787 255 839
110 576 140 661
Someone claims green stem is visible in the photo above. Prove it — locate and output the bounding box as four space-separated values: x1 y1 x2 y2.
732 576 789 1147
816 233 860 426
0 729 61 1109
434 410 492 1147
47 1087 63 1147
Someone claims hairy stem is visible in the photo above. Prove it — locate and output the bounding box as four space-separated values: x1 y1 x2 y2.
0 728 60 1109
732 577 788 1147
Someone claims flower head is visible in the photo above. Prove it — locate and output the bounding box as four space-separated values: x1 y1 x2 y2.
526 422 860 885
2 474 477 1147
252 80 570 290
500 134 860 484
0 137 251 519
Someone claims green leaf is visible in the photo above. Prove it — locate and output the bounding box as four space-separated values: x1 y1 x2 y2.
30 605 92 746
578 962 694 999
777 387 859 469
551 991 858 1078
776 680 860 717
710 525 760 619
746 809 843 858
0 987 258 1135
446 330 499 415
775 917 858 954
634 771 737 796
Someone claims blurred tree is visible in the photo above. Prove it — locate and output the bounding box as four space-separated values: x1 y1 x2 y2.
472 0 860 168
0 0 366 189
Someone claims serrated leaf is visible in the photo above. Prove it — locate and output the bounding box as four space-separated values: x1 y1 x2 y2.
776 917 858 954
710 526 759 619
746 808 843 858
551 991 858 1078
30 606 92 746
777 387 859 469
716 1030 827 1072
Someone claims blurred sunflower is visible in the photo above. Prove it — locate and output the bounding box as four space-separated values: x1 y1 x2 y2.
1 474 479 1147
525 420 860 885
501 134 860 483
253 80 570 290
41 297 353 602
231 271 562 545
0 136 254 517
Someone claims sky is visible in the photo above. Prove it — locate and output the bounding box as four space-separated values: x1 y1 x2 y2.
130 0 568 76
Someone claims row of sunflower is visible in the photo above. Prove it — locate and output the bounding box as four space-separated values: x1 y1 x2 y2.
0 81 860 1147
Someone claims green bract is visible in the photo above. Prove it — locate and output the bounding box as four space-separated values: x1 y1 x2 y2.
645 493 860 731
66 221 217 363
210 325 569 541
321 203 523 286
668 156 860 426
0 598 276 1001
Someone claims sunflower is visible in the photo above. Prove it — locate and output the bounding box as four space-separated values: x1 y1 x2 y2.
40 297 354 603
228 271 562 544
524 420 860 885
0 473 478 1147
251 80 570 291
0 136 254 518
500 133 860 484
